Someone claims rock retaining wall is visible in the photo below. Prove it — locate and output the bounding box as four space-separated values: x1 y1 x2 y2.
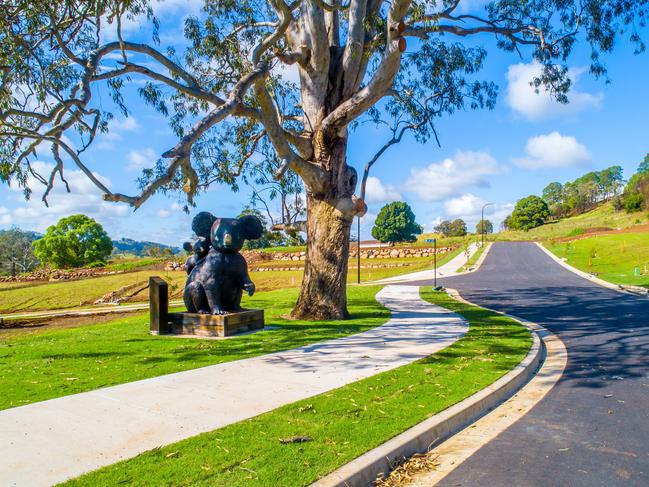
271 246 452 261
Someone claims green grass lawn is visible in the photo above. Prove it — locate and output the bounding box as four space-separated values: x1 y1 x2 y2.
0 286 387 410
62 289 531 487
545 232 649 288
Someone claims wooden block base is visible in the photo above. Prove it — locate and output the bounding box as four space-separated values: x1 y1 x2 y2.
165 309 264 337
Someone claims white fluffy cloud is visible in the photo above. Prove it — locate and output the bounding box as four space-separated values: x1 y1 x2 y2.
513 132 590 169
444 193 485 218
506 62 603 121
0 207 12 225
128 147 157 171
404 151 501 202
437 197 514 232
365 176 402 203
97 116 141 150
101 0 204 39
3 161 128 232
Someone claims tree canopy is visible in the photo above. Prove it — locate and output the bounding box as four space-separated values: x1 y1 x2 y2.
620 155 649 212
33 214 113 268
0 227 40 276
638 153 649 175
372 201 422 243
476 219 493 234
435 218 466 237
508 195 550 231
2 1 646 207
541 166 624 218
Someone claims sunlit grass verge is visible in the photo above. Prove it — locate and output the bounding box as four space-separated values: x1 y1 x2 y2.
0 286 387 410
545 232 649 288
457 243 487 272
61 290 531 487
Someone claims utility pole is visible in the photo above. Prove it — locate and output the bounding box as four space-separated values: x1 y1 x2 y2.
433 238 437 288
481 203 494 248
357 215 361 284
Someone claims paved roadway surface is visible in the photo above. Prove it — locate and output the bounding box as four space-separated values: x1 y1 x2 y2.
409 242 649 487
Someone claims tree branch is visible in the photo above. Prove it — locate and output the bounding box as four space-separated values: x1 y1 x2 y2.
321 0 412 133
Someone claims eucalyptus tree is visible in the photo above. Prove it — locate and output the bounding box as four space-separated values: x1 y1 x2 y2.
1 1 647 318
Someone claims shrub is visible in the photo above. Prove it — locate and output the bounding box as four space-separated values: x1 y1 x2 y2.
623 192 644 213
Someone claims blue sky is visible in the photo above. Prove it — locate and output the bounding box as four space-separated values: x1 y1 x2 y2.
2 1 649 245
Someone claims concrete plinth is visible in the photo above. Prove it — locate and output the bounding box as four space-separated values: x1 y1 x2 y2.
168 309 264 337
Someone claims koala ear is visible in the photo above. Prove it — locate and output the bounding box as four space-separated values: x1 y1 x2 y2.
238 215 264 240
192 212 217 238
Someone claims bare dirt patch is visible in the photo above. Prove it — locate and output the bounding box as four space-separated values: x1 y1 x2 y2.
0 310 145 338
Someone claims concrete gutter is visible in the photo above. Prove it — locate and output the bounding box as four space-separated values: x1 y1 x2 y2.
312 288 545 487
535 242 648 297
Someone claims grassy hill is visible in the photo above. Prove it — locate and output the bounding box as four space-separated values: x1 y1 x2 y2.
498 201 649 241
418 201 648 245
545 233 649 289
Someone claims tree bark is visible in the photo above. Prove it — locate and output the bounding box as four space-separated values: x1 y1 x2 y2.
291 193 352 320
290 134 356 320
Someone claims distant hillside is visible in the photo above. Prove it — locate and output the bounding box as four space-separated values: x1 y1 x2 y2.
0 229 42 241
111 238 181 256
498 201 649 241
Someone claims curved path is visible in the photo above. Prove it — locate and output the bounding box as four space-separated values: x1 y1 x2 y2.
0 285 467 487
408 242 649 486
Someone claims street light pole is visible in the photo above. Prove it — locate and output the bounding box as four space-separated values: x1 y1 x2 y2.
481 202 494 248
357 215 361 284
433 238 437 288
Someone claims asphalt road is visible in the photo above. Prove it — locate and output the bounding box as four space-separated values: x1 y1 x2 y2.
410 242 649 487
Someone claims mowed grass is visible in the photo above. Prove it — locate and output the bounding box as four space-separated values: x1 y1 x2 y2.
545 232 649 288
63 290 531 487
0 286 388 410
0 250 458 314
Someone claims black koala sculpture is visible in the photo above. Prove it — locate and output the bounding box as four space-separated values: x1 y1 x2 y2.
183 212 264 315
183 211 217 275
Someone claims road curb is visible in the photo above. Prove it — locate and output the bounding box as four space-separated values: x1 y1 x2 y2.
458 242 492 274
534 242 648 297
312 288 544 487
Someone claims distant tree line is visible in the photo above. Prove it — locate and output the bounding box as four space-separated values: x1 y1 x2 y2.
434 219 468 237
541 166 623 218
113 238 180 257
506 155 649 231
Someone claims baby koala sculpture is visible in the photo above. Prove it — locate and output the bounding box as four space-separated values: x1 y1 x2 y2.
183 212 264 315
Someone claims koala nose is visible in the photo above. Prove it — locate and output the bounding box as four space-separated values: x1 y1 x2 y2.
224 233 233 246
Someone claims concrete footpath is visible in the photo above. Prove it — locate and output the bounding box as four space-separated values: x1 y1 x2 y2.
0 285 468 486
373 242 480 284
